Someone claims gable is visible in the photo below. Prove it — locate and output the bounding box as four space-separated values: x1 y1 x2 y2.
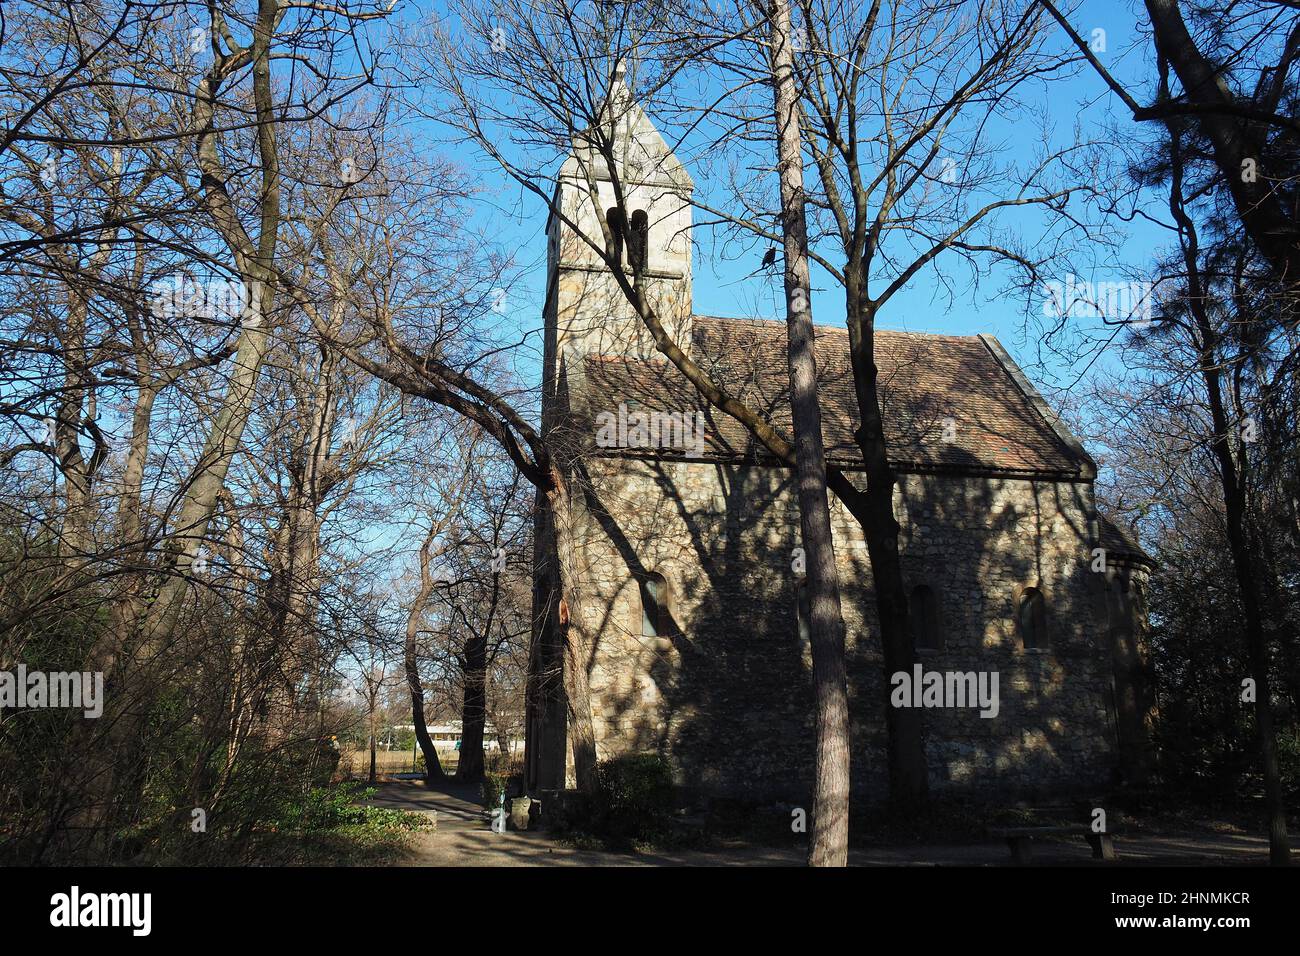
558 78 694 192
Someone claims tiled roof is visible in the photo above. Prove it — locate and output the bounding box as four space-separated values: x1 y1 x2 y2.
571 315 1092 477
1097 513 1155 565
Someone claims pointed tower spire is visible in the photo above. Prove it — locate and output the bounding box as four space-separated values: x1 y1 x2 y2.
545 76 696 371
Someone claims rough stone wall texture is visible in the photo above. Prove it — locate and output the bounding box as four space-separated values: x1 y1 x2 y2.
561 455 1120 804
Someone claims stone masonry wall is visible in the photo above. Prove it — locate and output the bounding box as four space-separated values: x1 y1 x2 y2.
561 455 1120 804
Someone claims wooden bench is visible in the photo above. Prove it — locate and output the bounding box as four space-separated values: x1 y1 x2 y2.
989 825 1117 864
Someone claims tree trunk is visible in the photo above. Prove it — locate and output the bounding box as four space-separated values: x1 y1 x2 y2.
1168 127 1290 865
546 471 598 791
456 635 489 783
768 0 852 867
53 288 95 560
405 644 446 786
525 482 568 793
523 472 598 793
1208 382 1289 865
1201 362 1289 865
459 543 504 784
1144 0 1300 289
406 529 447 784
843 276 929 807
369 720 377 785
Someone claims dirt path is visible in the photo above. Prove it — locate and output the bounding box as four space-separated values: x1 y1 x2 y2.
364 778 1272 867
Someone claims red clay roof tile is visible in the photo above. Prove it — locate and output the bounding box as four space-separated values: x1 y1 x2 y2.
573 315 1089 476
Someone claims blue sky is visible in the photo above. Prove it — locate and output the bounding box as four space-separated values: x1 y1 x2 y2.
404 0 1172 404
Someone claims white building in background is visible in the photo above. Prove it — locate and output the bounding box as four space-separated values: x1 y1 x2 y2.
391 722 524 754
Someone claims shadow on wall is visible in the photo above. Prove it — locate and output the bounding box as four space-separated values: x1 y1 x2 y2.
556 343 1122 807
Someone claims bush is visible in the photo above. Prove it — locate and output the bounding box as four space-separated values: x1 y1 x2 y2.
592 752 674 841
276 783 373 830
481 772 508 811
250 783 433 865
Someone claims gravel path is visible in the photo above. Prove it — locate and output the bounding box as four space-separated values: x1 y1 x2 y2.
363 778 1272 867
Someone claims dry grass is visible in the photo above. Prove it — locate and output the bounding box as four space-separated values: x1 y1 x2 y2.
340 748 460 778
339 747 522 782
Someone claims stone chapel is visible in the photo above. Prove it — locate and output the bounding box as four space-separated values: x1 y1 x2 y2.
525 74 1155 804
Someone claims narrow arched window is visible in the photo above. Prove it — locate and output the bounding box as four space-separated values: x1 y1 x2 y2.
1018 587 1048 650
606 207 625 266
628 209 649 271
910 585 943 651
640 572 670 637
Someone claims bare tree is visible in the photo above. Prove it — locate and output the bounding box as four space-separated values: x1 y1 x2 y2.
1046 0 1295 866
766 0 852 866
1133 116 1291 864
1042 0 1300 294
0 0 407 861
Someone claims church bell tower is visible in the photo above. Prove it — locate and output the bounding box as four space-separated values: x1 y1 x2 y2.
543 65 695 395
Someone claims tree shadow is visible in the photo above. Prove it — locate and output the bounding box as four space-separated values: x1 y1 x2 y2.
549 320 1144 810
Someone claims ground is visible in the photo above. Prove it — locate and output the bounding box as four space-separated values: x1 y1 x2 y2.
360 777 1273 867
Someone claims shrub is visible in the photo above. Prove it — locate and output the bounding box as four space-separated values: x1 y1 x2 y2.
276 783 375 830
249 783 433 865
481 772 508 811
540 789 591 832
592 752 674 840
